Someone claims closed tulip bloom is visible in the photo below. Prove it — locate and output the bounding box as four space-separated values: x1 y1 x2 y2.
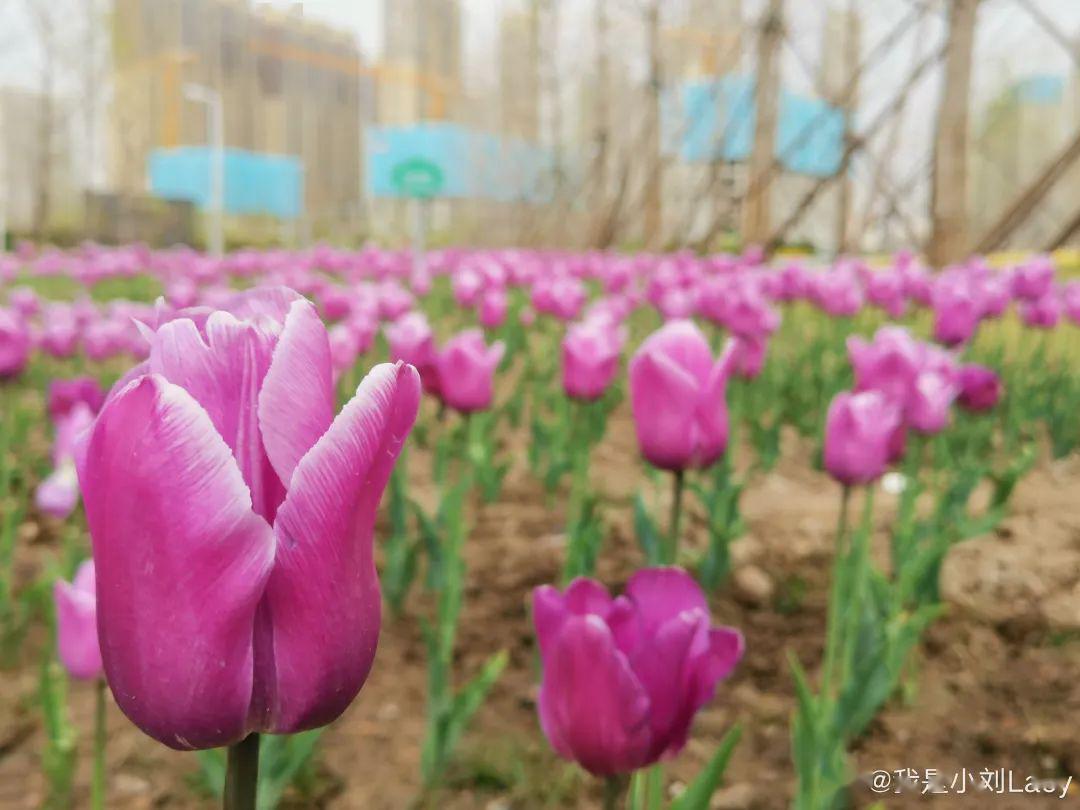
1011 256 1054 301
435 329 505 413
907 371 956 434
726 334 767 380
385 312 440 395
479 287 509 329
54 560 103 681
1019 293 1062 329
848 327 921 405
932 286 980 347
1063 282 1080 326
533 569 743 776
48 376 106 420
562 320 625 401
36 402 97 520
0 308 31 379
824 391 902 485
957 364 1002 412
78 287 421 750
630 321 730 471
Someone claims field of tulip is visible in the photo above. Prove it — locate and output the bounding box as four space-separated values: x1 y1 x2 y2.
1 242 1079 809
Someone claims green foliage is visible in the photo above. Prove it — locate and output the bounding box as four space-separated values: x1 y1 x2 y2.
418 479 507 788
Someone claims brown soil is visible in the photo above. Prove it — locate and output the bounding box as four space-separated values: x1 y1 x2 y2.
2 396 1080 810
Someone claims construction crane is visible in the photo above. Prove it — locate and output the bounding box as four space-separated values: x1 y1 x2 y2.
246 38 461 119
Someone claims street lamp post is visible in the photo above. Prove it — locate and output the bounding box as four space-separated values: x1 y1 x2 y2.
183 83 225 256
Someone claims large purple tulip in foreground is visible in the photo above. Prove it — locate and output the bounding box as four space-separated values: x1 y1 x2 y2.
77 288 420 750
533 568 743 776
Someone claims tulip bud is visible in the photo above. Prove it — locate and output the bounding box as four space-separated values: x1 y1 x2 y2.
533 569 743 776
629 320 730 471
956 364 1002 412
54 560 103 681
435 329 505 413
823 391 902 485
0 308 31 379
562 320 624 402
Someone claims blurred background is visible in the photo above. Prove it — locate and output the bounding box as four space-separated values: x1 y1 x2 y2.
1 0 1079 261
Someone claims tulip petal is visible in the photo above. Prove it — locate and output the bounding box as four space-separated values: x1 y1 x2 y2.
54 579 102 681
533 585 569 660
538 615 651 776
627 611 701 761
79 375 275 750
258 299 336 487
149 312 285 519
629 351 698 470
625 567 708 638
260 361 420 733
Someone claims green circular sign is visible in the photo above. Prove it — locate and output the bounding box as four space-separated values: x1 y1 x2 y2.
391 158 444 198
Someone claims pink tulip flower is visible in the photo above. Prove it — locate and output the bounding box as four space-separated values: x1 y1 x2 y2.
533 569 743 776
824 390 902 485
562 320 625 401
54 560 103 681
77 287 420 750
956 364 1002 412
479 287 509 329
385 312 440 396
435 329 505 413
0 308 31 379
629 321 731 471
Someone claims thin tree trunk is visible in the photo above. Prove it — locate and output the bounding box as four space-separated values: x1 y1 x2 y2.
642 0 663 249
928 0 980 266
742 0 783 249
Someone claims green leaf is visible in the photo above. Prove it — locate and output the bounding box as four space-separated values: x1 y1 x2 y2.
670 725 742 810
634 493 662 566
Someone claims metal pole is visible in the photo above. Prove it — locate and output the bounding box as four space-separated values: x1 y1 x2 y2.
411 197 427 280
208 90 225 257
184 83 225 256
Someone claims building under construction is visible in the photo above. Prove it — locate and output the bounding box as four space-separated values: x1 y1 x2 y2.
110 0 368 231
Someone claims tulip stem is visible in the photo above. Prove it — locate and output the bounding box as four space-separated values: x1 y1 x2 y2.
603 774 628 810
224 733 260 810
821 485 852 699
91 678 106 810
665 469 686 565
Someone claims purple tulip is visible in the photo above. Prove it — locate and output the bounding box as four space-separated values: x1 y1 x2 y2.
1064 282 1080 326
0 308 31 379
385 312 440 396
1019 293 1062 329
629 321 730 471
931 285 980 347
533 569 743 776
957 364 1002 412
725 334 768 380
824 390 902 485
1011 256 1054 301
54 560 103 681
36 401 97 520
77 287 421 750
435 329 505 413
848 327 921 405
479 287 509 329
562 320 625 401
48 376 106 419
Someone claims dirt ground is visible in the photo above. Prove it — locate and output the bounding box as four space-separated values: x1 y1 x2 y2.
2 396 1080 810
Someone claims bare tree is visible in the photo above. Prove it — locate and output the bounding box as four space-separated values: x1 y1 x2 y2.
928 0 980 266
742 0 783 248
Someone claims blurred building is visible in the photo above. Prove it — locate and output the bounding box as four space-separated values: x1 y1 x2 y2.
663 0 743 81
378 0 463 124
111 0 369 227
